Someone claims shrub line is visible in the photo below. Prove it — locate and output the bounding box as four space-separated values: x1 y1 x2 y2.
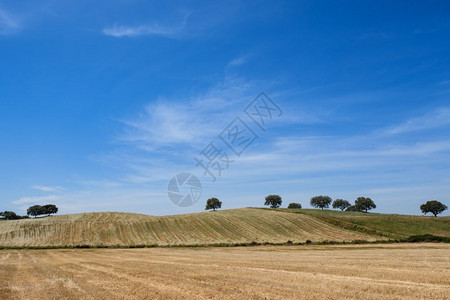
0 235 448 250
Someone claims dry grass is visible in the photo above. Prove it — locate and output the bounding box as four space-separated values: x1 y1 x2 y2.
0 208 381 247
0 243 449 299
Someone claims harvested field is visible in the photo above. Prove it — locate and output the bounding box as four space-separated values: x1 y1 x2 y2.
0 243 449 299
0 208 381 247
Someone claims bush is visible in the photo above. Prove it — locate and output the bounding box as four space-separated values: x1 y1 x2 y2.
0 211 26 220
345 205 357 212
287 203 302 209
405 234 450 243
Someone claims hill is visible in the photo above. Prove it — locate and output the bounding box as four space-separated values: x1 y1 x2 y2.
0 208 381 248
278 208 450 239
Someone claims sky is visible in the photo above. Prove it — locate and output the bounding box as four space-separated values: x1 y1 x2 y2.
1 0 449 216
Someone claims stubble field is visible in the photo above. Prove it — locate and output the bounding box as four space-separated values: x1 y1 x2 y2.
1 243 449 299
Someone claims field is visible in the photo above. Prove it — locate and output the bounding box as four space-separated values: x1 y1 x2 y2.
1 208 449 248
1 243 449 299
281 208 450 239
0 208 383 248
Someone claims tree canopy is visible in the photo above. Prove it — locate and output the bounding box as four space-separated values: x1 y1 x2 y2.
310 195 332 210
0 211 22 220
420 200 447 217
27 204 59 218
354 197 376 213
205 198 222 211
43 204 58 216
264 195 282 208
345 205 358 212
287 203 302 209
332 199 351 211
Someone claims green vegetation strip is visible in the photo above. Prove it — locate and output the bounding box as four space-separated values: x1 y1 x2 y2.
0 235 448 250
271 208 450 239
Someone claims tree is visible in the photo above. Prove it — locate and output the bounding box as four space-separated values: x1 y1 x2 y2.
310 195 332 210
287 203 302 209
345 205 358 212
264 195 282 208
0 211 21 220
42 204 58 216
27 205 43 218
420 200 448 217
355 197 376 213
332 199 351 211
205 198 222 211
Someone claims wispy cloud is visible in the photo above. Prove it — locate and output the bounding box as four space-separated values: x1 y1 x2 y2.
382 107 450 135
13 195 59 205
102 24 177 38
227 55 250 68
102 12 191 38
31 185 64 192
118 76 258 149
0 6 19 35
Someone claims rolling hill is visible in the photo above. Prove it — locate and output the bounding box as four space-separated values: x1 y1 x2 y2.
0 208 383 248
1 208 448 248
278 208 450 239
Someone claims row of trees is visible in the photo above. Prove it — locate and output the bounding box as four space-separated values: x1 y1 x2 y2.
263 195 377 212
0 204 59 221
310 196 376 212
260 194 447 216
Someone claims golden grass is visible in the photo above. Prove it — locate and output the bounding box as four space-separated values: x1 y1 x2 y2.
0 243 448 299
0 208 381 247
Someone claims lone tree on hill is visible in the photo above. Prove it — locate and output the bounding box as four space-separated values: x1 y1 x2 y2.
332 199 351 211
205 198 222 211
420 200 447 217
310 195 332 210
354 197 376 213
265 195 282 208
287 203 302 209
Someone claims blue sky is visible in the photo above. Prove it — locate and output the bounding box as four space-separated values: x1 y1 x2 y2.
1 0 449 216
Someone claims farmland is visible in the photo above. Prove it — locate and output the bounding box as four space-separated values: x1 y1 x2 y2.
1 243 449 299
0 208 383 248
279 208 450 239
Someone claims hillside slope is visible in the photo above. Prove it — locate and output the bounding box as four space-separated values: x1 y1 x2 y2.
279 209 450 239
0 208 381 247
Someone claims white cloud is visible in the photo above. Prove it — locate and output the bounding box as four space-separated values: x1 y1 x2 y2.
31 185 64 192
102 12 191 38
382 107 450 135
0 6 19 35
227 55 250 67
118 76 258 149
102 24 178 38
13 195 60 205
